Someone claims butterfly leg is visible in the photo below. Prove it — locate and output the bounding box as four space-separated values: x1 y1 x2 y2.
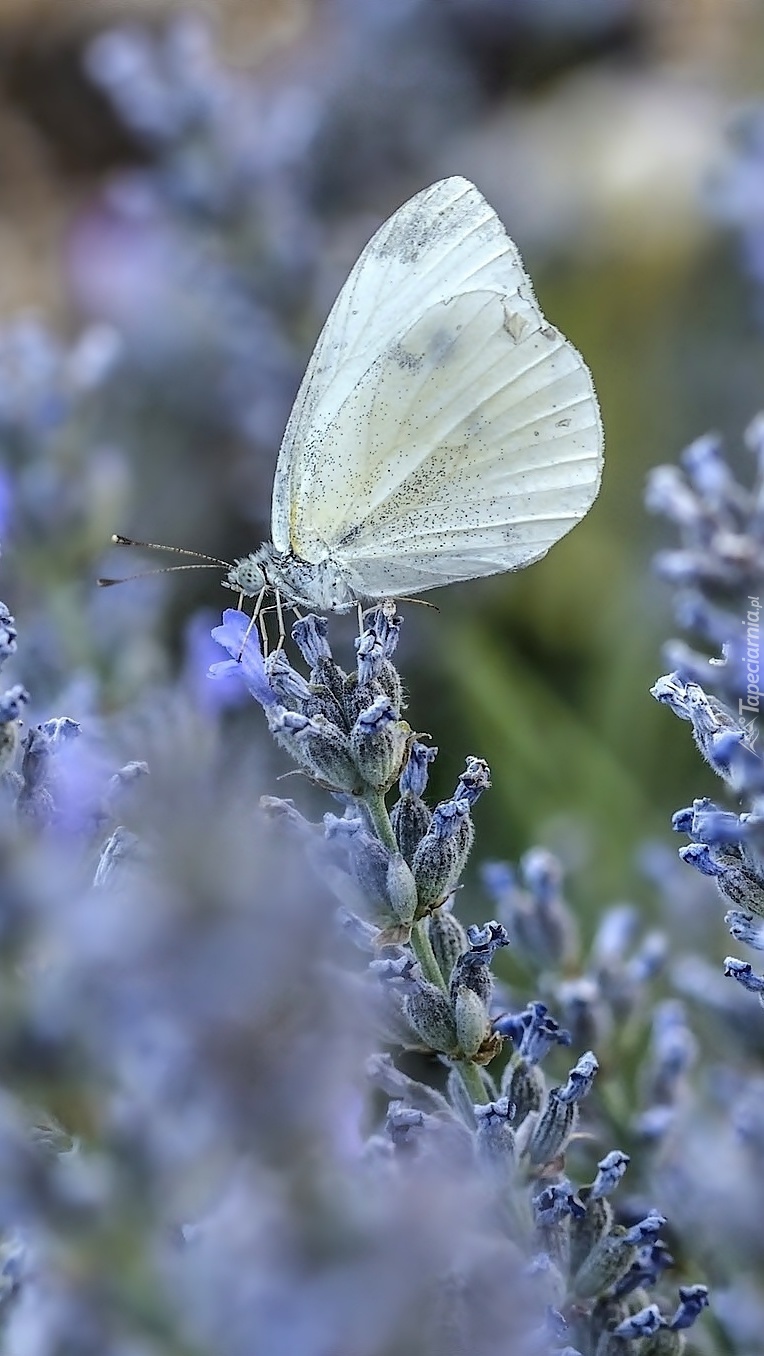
273 590 286 653
237 584 268 661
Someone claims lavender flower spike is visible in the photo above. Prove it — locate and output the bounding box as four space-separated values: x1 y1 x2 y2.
209 609 278 708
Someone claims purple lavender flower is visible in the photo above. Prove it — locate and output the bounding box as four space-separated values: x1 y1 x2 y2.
209 609 277 708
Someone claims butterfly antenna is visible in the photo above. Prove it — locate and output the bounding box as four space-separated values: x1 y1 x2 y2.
97 563 226 587
110 534 230 568
397 596 440 611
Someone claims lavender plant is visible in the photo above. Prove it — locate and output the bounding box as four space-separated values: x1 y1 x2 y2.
200 601 707 1355
0 580 711 1355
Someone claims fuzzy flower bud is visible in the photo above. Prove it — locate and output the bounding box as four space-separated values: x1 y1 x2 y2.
400 741 438 798
724 957 764 994
453 984 491 1060
325 817 414 932
269 707 361 793
390 741 437 863
501 1056 545 1122
291 613 332 667
384 852 418 931
350 695 408 790
556 1051 599 1104
0 685 28 775
669 1284 709 1331
0 604 17 669
590 1149 630 1200
264 650 312 709
725 909 764 948
291 614 348 713
426 906 468 985
412 797 472 912
613 1305 665 1339
454 756 491 806
474 1097 516 1170
351 607 403 712
569 1188 612 1278
449 921 509 1006
494 1001 571 1065
572 1214 665 1300
404 979 459 1056
526 1087 578 1167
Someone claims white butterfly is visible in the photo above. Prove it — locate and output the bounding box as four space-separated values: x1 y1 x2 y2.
234 176 603 613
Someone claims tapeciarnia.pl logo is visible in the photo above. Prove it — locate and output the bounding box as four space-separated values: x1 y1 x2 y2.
740 595 761 748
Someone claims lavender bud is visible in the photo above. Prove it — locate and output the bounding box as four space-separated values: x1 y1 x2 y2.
526 1088 578 1167
474 1097 516 1170
454 756 491 806
500 1056 545 1123
390 741 436 862
385 852 418 930
291 613 332 667
264 650 312 709
353 606 403 702
350 696 408 790
426 907 468 985
268 708 361 794
613 1305 665 1339
725 910 764 948
556 1051 599 1104
682 842 764 914
291 615 347 709
669 1284 709 1332
350 833 397 919
0 605 17 669
0 686 27 775
17 725 55 826
449 921 508 1009
411 801 467 912
0 686 28 726
40 717 80 745
533 1180 586 1226
645 464 701 525
494 1001 571 1065
613 1241 674 1299
93 826 139 887
400 741 437 798
556 977 605 1052
573 1222 655 1301
569 1187 613 1278
405 981 459 1056
453 984 491 1059
390 790 432 865
724 957 764 993
590 1149 630 1200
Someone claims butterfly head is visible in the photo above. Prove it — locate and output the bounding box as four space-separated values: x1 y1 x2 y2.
225 553 269 598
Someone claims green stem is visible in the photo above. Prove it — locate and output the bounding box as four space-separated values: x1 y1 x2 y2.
455 1058 490 1106
363 788 398 853
410 918 448 991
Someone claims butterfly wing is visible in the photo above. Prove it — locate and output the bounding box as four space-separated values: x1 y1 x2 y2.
271 177 603 596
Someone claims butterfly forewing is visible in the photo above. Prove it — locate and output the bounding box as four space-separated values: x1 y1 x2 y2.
270 176 603 599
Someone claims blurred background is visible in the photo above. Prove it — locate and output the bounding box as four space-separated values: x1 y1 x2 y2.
1 0 763 916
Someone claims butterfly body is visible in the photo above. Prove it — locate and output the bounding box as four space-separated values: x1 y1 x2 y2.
226 545 360 613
